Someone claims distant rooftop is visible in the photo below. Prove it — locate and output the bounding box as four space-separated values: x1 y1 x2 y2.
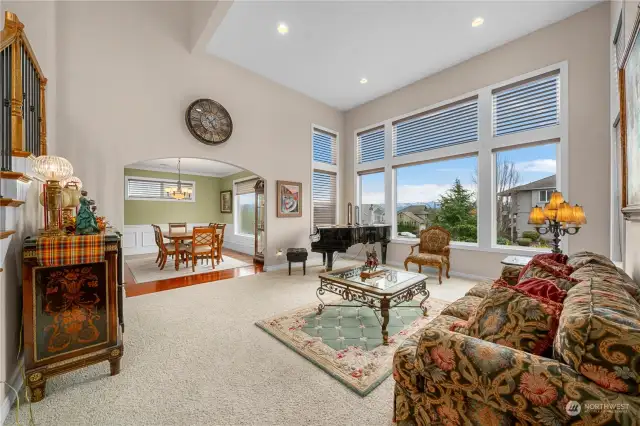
497 175 556 196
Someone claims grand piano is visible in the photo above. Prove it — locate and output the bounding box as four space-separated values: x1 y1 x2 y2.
311 224 392 271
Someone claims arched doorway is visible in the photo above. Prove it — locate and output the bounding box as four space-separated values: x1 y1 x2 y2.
120 157 265 296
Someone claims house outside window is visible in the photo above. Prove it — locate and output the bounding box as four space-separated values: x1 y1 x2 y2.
539 189 554 203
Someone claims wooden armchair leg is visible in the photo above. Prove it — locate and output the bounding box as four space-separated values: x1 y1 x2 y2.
445 260 450 279
404 259 410 271
438 266 442 284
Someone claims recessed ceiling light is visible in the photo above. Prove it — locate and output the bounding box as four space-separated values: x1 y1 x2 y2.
277 23 289 35
472 17 484 27
360 78 368 84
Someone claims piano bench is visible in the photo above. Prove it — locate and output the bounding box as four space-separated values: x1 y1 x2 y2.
286 248 308 275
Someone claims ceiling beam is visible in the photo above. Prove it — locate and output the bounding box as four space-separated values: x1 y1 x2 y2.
190 0 234 55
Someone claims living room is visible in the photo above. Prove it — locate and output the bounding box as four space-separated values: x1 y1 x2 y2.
0 0 638 425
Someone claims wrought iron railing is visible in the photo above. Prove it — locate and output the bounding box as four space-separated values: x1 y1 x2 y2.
0 11 47 171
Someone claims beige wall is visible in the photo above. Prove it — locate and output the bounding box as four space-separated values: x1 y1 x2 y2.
124 168 223 225
343 3 611 278
46 0 343 267
611 0 640 281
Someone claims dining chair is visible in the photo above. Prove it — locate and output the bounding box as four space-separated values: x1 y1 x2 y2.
168 222 187 234
188 227 216 272
154 224 188 270
151 224 163 264
210 223 226 263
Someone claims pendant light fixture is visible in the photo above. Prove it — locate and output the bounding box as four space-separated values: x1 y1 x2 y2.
165 158 192 200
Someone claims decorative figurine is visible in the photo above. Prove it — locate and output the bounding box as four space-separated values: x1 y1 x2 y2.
75 190 100 235
364 247 379 271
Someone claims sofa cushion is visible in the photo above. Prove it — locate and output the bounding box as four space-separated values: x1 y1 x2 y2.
441 295 483 320
571 263 640 304
514 278 568 303
465 280 492 298
567 251 616 270
500 265 522 286
392 315 459 393
554 278 640 395
462 282 562 355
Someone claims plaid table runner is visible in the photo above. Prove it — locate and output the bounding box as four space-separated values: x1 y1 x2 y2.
36 234 105 266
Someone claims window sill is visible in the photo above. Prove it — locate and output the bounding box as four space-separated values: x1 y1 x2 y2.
390 238 550 257
234 233 254 239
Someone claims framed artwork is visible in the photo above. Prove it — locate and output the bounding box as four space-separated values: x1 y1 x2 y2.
276 180 302 218
220 190 232 213
620 6 640 219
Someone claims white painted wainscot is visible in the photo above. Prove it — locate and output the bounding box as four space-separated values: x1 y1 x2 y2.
122 223 254 256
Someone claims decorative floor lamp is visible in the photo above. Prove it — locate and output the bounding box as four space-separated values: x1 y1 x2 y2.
528 191 587 254
32 156 74 236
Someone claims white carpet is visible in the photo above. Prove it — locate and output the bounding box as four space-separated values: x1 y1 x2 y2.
126 253 249 283
4 259 477 426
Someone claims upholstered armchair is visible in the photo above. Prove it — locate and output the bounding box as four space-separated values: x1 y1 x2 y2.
403 226 451 284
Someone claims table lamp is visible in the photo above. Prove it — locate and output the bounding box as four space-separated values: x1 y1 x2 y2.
528 191 586 253
32 156 74 236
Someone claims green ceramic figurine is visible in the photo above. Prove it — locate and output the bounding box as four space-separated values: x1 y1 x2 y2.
75 190 100 235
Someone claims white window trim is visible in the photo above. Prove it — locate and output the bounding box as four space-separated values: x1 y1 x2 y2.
353 61 569 256
233 174 258 238
124 175 196 203
311 124 340 228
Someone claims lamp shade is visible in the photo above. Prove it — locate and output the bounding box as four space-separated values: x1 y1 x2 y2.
556 202 575 223
547 191 565 210
543 204 557 220
528 206 546 225
573 205 587 225
61 175 83 190
32 156 73 181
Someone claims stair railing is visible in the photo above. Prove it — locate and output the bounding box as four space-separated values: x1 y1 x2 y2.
0 11 47 171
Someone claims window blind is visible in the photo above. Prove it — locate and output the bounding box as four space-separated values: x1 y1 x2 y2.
357 126 385 164
312 129 337 165
126 178 194 200
492 72 560 137
392 99 478 157
614 10 625 67
235 178 259 195
312 171 337 226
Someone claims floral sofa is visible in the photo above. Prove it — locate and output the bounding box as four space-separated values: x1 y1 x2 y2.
393 251 640 425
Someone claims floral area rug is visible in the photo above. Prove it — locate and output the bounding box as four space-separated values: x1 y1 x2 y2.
255 297 450 396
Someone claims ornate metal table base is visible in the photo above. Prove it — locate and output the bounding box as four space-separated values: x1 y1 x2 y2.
316 275 430 346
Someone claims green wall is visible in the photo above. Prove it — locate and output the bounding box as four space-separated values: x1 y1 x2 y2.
218 170 256 224
124 168 223 225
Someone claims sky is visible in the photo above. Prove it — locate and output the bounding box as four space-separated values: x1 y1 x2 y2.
361 143 557 204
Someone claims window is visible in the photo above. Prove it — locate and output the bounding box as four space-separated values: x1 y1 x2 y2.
539 190 554 203
492 72 560 137
312 126 338 227
234 177 258 236
393 99 478 157
313 129 337 165
312 171 337 226
612 119 624 263
359 171 385 224
495 143 557 247
357 126 385 164
125 176 195 202
395 156 477 242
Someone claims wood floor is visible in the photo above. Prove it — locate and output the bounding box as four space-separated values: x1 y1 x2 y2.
124 248 264 297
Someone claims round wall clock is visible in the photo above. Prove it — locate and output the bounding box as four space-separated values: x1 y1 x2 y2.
185 99 233 145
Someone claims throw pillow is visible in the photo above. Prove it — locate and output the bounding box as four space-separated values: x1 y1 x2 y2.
518 253 569 281
519 258 579 291
460 281 563 355
514 278 568 304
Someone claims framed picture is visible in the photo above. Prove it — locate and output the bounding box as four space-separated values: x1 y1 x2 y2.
276 180 302 218
220 190 232 213
620 7 640 219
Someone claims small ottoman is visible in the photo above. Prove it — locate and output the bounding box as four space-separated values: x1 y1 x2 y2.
286 248 308 275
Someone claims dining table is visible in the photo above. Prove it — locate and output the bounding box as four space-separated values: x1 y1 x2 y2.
162 230 220 271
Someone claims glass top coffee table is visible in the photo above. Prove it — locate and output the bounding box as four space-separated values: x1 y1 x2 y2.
317 265 430 346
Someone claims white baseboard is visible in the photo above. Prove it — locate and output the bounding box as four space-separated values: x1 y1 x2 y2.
1 365 23 425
